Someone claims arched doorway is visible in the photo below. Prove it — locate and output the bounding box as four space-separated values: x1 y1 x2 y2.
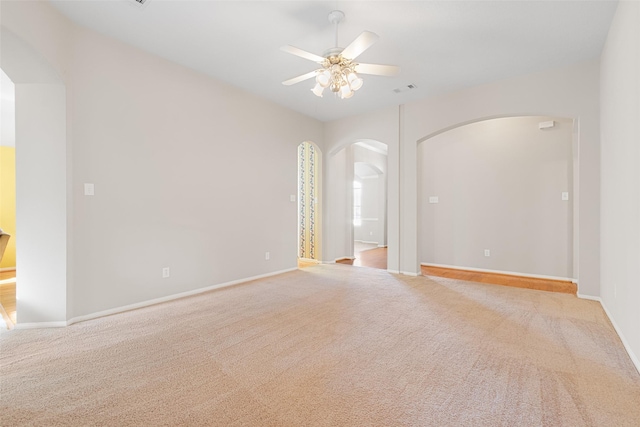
417 115 575 281
332 139 389 269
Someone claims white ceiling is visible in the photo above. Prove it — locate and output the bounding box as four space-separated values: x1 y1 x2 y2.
49 0 617 122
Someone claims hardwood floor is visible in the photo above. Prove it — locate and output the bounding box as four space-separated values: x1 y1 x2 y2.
297 259 320 269
0 269 17 329
421 265 577 295
336 244 388 270
309 245 575 295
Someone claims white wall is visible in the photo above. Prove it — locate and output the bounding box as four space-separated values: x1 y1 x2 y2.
68 27 323 317
419 116 573 278
354 176 380 243
2 1 324 322
325 144 354 261
600 1 640 370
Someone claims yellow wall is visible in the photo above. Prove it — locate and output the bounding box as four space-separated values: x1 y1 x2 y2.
0 146 16 268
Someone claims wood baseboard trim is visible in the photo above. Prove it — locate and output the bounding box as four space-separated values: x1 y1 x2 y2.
0 268 16 273
421 264 577 295
421 263 575 283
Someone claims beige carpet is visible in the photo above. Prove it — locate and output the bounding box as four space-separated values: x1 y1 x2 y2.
1 265 639 426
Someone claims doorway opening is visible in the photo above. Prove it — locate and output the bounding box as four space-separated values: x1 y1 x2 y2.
334 140 388 270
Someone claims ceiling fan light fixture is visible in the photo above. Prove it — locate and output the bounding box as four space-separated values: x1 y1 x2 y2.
347 72 363 91
311 83 324 97
316 69 331 88
281 10 400 100
340 84 354 99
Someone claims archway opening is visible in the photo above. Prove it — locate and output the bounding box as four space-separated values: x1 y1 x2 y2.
333 139 389 270
417 116 575 288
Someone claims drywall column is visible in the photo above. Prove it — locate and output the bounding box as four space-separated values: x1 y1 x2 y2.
15 83 68 324
378 172 387 247
399 105 419 275
386 110 401 273
323 146 350 262
346 145 355 258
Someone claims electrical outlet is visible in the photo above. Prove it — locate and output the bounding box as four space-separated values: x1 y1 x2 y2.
265 252 270 261
162 267 170 278
484 249 490 257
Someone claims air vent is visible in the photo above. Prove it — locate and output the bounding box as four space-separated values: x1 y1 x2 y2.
393 84 418 94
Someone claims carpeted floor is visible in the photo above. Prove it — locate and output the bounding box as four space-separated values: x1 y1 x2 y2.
1 264 639 426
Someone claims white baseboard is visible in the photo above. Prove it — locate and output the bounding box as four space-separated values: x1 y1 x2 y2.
421 262 575 283
590 297 640 375
401 271 419 277
14 268 297 329
377 245 388 248
576 293 601 301
355 240 379 245
14 321 67 329
387 269 400 274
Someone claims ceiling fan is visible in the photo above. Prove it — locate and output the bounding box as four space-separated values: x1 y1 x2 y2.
281 10 400 99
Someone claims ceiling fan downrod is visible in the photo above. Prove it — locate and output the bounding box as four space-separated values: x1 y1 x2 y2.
328 10 345 49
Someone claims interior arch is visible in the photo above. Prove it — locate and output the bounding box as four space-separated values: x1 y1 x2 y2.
416 115 578 282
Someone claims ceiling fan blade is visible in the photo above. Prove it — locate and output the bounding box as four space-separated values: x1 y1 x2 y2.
282 71 318 86
355 63 401 76
280 45 325 63
341 31 379 60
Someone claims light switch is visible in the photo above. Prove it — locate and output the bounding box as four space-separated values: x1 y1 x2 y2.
84 183 94 196
429 196 439 204
562 192 569 201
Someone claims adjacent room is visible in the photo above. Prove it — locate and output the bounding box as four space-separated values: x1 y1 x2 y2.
1 1 638 425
